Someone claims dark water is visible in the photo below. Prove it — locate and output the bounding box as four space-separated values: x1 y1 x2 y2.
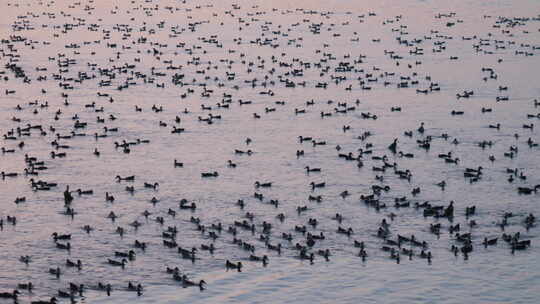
1 0 540 303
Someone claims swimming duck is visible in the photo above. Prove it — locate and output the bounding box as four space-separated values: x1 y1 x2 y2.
116 226 125 237
333 213 343 223
399 151 414 158
337 226 353 236
266 242 282 254
17 282 32 291
0 290 19 299
299 249 314 263
66 259 82 269
483 237 498 248
1 171 18 178
249 254 269 266
226 260 242 272
180 200 196 209
107 211 117 221
31 297 57 304
144 182 159 189
97 283 112 296
49 266 61 278
83 225 94 234
77 188 93 195
417 122 425 133
254 181 272 188
180 275 206 290
134 240 147 251
52 232 71 241
168 158 183 168
318 249 331 261
127 282 143 296
115 250 136 261
105 192 114 202
108 258 127 269
200 243 215 254
19 254 31 264
57 290 73 299
308 195 322 202
201 171 219 177
56 242 71 251
388 138 398 153
436 181 446 189
115 175 135 182
310 181 326 190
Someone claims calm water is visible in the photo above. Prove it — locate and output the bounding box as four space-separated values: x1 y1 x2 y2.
1 0 540 303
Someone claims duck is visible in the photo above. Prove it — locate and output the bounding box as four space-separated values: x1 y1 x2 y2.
299 249 314 263
66 259 82 269
56 242 71 251
105 192 115 202
226 260 242 272
436 181 446 189
108 258 127 268
308 195 322 202
97 283 112 296
134 240 147 251
127 282 143 296
417 122 425 133
318 249 331 261
115 250 136 260
115 175 135 182
249 254 269 266
83 225 94 234
388 138 398 153
0 290 19 299
57 290 73 299
398 151 414 158
483 237 498 248
17 282 33 291
305 166 321 173
49 267 61 278
107 211 117 220
76 188 93 195
31 297 57 304
200 243 215 254
1 147 15 154
201 171 219 177
52 232 71 241
116 226 125 237
144 182 159 189
180 200 197 209
310 181 326 190
1 171 18 178
254 181 272 188
337 226 353 236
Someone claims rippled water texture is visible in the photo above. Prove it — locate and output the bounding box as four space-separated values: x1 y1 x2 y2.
1 0 540 303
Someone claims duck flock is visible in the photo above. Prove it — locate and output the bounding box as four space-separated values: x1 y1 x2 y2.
1 0 540 303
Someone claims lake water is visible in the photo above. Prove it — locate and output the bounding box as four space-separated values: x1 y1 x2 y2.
1 0 540 303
